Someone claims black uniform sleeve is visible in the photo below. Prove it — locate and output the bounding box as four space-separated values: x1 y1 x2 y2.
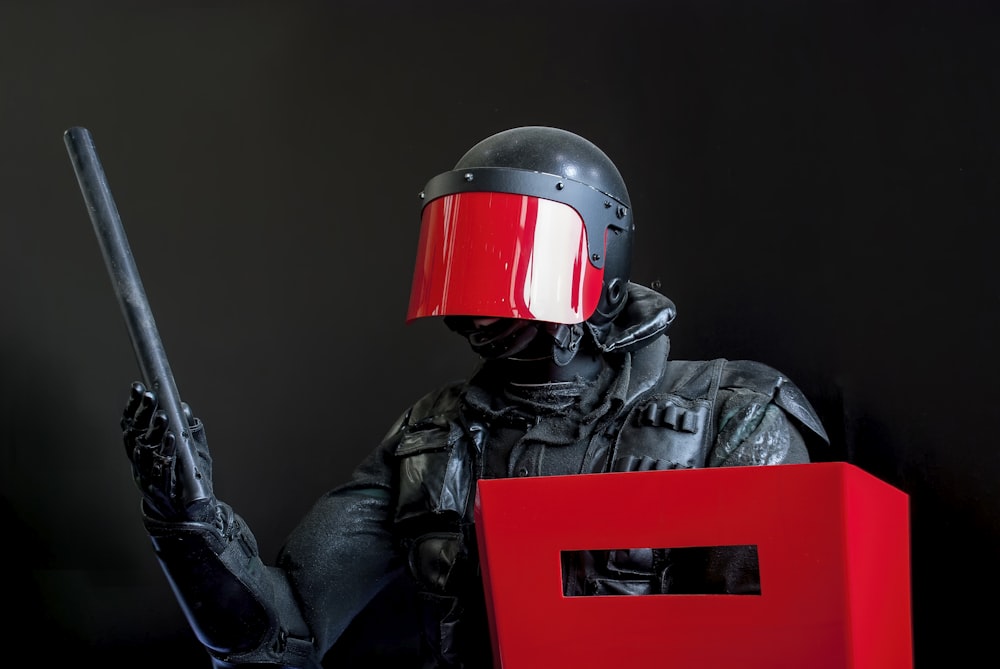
275 415 410 661
143 411 409 668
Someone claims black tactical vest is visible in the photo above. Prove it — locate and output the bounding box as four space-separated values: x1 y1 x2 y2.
390 336 827 667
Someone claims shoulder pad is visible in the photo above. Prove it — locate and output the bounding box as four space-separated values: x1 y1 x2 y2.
407 382 466 425
721 360 829 445
378 382 465 448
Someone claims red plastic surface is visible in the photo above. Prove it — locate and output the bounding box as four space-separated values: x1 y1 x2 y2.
406 192 603 324
474 462 913 668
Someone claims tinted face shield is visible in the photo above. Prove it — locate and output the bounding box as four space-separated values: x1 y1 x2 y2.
406 167 627 325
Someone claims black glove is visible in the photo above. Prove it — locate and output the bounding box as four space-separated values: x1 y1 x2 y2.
121 381 217 523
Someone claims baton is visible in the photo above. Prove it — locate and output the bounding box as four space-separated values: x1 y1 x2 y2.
64 126 211 509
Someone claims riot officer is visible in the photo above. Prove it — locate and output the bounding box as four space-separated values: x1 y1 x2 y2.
122 126 829 668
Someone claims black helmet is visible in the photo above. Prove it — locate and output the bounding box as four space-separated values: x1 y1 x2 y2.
406 126 633 327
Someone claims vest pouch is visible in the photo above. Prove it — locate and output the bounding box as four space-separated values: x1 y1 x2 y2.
395 418 474 524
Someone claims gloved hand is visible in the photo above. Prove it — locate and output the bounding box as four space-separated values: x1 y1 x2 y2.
121 381 218 523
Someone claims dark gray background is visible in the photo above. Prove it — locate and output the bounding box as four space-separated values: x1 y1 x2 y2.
2 0 996 666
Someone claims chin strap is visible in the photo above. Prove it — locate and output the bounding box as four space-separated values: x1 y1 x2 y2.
445 317 543 359
445 282 676 367
545 322 586 367
445 316 588 368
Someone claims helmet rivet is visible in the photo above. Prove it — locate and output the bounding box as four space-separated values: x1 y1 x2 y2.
463 172 474 182
603 200 612 208
419 191 425 199
556 181 565 190
616 206 627 219
592 253 601 261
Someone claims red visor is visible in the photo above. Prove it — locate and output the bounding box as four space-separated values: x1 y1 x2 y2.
407 191 604 324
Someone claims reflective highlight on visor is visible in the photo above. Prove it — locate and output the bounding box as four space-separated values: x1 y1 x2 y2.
406 192 604 324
